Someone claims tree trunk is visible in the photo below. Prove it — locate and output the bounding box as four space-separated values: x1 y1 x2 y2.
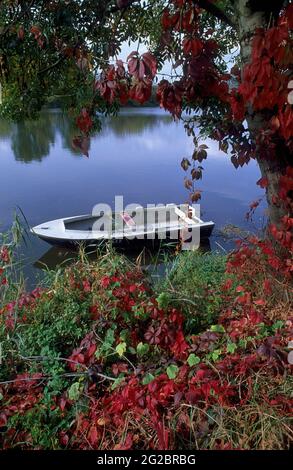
235 0 291 230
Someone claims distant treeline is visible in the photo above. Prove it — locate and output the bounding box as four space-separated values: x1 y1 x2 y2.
47 86 159 109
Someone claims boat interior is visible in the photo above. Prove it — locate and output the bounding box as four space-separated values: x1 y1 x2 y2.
64 206 192 233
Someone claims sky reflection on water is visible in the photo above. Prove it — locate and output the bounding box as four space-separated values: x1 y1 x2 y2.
0 108 265 283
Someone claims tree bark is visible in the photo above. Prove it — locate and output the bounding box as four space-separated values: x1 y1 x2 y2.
235 0 291 230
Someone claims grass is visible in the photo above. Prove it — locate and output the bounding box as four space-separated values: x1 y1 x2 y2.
154 250 227 332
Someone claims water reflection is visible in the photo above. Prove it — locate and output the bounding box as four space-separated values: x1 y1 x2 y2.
0 113 56 163
0 109 173 163
0 107 264 286
104 112 172 138
0 119 12 139
33 238 211 284
12 120 55 163
34 237 212 271
33 243 174 285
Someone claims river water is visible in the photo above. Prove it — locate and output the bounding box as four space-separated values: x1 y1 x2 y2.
0 108 265 285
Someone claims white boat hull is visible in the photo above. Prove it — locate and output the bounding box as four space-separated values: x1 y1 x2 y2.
31 205 215 247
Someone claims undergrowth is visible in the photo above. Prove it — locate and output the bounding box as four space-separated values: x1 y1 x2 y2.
0 237 292 450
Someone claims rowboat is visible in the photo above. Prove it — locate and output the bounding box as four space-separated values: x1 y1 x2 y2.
30 204 214 247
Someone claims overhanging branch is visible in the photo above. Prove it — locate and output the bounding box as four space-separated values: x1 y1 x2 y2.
110 0 236 29
109 0 139 14
196 0 236 29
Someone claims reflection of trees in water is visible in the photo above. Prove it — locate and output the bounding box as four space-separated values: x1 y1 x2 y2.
0 119 12 138
0 111 75 162
11 114 55 163
104 113 172 137
0 110 173 162
54 112 83 156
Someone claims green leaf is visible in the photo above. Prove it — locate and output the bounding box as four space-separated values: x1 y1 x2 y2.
272 320 284 331
166 364 179 380
68 382 81 401
239 338 247 348
211 349 222 362
0 392 3 401
116 342 127 357
187 354 201 367
105 327 116 345
112 281 121 288
111 375 125 390
142 373 155 385
156 292 170 309
96 327 116 357
136 342 150 356
227 342 237 354
119 329 129 341
210 324 225 333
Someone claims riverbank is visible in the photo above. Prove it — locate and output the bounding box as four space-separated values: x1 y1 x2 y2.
0 239 292 449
